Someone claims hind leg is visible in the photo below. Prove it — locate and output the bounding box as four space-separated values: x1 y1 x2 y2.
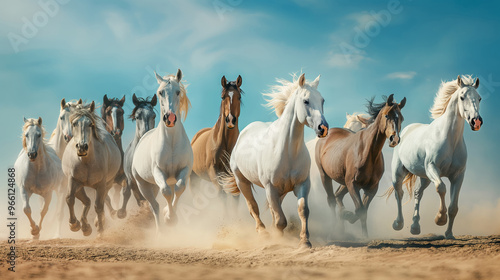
293 178 312 248
426 164 447 226
360 185 378 238
318 167 338 233
172 166 190 216
265 184 287 235
411 177 431 235
235 169 266 235
391 153 408 231
136 175 161 236
445 172 464 239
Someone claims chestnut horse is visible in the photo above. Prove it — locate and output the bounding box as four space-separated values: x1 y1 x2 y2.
315 94 406 238
101 95 126 212
191 75 243 206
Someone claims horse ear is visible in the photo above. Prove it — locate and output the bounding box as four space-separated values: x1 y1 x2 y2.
175 69 182 82
399 97 407 109
37 117 42 125
298 73 306 87
357 115 370 125
473 78 480 89
132 93 139 106
23 116 28 123
151 94 157 106
236 75 242 87
103 94 110 106
457 75 463 87
119 95 126 106
221 75 227 87
310 75 320 89
77 98 82 105
155 71 163 84
386 94 394 106
90 101 95 112
60 98 66 110
346 112 350 120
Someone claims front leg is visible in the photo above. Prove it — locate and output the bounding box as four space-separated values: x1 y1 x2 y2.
66 179 82 233
94 182 109 236
21 187 38 239
426 163 447 226
445 172 465 239
37 192 52 239
173 166 191 210
293 177 311 248
153 166 176 226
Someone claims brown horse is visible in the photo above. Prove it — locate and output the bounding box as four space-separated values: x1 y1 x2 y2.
101 94 126 212
191 75 243 204
315 94 406 238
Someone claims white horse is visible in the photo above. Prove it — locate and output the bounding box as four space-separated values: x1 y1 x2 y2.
388 75 483 239
220 73 329 248
14 117 64 239
117 93 157 219
62 101 121 236
132 69 193 235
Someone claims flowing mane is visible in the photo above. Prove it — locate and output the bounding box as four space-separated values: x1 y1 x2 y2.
263 73 306 117
430 75 475 119
70 104 108 142
22 118 46 149
162 75 191 121
366 95 393 121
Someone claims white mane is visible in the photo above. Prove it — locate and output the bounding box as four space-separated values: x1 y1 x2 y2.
430 75 475 119
263 73 309 117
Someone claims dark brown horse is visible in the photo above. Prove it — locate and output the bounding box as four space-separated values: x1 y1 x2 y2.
101 94 126 211
315 94 406 237
191 75 243 204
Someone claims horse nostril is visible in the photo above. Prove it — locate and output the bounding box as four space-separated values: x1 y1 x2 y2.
390 135 394 142
84 144 88 150
163 114 167 122
225 116 230 123
232 117 236 124
76 143 79 149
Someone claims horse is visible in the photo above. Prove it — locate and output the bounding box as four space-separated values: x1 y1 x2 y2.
219 73 329 248
190 75 243 209
315 94 406 238
344 112 371 132
62 101 121 236
387 75 482 239
14 117 64 239
117 93 157 219
131 69 193 235
101 94 126 212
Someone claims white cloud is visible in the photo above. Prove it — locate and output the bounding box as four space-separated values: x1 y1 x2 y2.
386 71 417 80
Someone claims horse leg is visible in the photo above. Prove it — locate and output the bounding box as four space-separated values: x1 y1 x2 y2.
318 168 338 231
105 192 117 219
391 154 408 231
54 179 67 239
94 183 108 236
112 183 121 209
118 178 132 219
410 177 431 235
346 181 364 235
265 184 287 235
152 167 176 226
66 179 82 232
361 185 378 238
75 187 92 236
445 172 464 239
136 175 161 236
21 188 39 239
172 167 190 212
293 178 312 248
334 185 348 237
37 192 52 239
235 169 266 235
426 164 447 226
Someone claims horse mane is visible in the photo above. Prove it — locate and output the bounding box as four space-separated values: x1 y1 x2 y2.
129 96 156 121
50 100 84 141
263 73 307 117
22 119 46 149
430 75 475 119
70 104 107 142
163 75 191 121
366 95 393 121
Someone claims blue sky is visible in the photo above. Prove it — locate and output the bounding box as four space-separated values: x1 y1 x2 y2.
1 0 499 211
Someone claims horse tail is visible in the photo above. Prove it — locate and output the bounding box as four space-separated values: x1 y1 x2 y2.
217 151 240 196
383 172 418 201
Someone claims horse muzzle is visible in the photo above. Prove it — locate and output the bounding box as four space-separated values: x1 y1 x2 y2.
317 123 329 138
163 113 177 127
225 115 236 129
471 116 483 131
76 143 89 157
389 134 400 147
27 152 37 161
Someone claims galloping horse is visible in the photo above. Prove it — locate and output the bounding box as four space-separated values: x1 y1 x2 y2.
191 75 243 207
15 117 64 239
117 93 157 219
132 69 193 235
315 94 406 238
101 95 126 210
220 73 329 248
62 101 121 236
387 75 482 239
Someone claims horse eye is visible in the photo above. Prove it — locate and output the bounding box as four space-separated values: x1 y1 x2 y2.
303 100 309 105
385 115 389 119
177 90 181 96
460 96 465 101
479 97 482 102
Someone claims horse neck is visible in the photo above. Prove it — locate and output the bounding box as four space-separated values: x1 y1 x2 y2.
213 106 239 151
275 96 305 156
48 121 66 158
361 114 387 160
31 141 48 170
437 94 465 145
158 118 184 143
113 134 123 151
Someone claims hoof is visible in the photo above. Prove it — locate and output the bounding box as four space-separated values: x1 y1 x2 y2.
410 223 421 235
257 229 270 238
445 231 455 239
435 213 447 226
31 225 40 236
164 213 178 226
32 233 40 240
299 240 312 249
70 220 81 232
392 220 404 231
82 223 92 236
117 209 127 219
110 210 118 219
342 211 358 224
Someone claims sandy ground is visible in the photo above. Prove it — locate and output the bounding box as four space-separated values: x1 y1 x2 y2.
1 234 499 280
